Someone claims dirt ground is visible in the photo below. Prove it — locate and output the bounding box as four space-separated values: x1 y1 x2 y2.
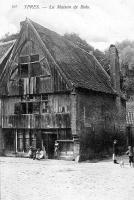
0 156 134 200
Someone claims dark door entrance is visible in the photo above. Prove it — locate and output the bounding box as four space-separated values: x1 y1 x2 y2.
4 130 15 151
42 133 57 159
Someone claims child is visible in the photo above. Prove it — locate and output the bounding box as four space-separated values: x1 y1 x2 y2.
36 148 41 160
126 146 134 167
27 146 33 158
40 149 44 159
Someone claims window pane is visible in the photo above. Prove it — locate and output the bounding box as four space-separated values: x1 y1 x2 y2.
21 103 27 114
20 64 28 77
30 54 39 62
28 102 33 114
19 56 29 63
30 62 41 76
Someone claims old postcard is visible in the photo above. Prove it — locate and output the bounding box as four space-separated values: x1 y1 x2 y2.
0 0 134 200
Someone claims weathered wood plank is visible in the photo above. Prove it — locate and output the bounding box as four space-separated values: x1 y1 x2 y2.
2 113 71 129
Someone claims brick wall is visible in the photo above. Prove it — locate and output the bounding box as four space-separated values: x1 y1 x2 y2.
76 90 126 160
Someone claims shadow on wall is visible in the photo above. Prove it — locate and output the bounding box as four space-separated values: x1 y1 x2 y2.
79 126 127 161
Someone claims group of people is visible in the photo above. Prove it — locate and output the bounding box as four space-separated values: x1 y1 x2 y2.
27 141 59 160
27 146 46 160
113 139 134 167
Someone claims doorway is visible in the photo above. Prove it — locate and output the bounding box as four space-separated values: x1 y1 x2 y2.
42 133 57 159
4 129 15 152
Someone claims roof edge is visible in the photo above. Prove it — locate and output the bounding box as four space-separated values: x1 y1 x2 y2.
0 41 15 64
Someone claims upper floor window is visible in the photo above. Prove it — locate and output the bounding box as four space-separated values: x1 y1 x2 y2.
19 54 40 78
20 64 29 77
14 101 40 114
41 94 49 113
10 55 50 81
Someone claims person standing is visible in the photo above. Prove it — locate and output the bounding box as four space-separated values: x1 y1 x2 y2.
32 147 37 160
126 146 134 167
54 141 59 159
113 139 118 164
27 146 33 158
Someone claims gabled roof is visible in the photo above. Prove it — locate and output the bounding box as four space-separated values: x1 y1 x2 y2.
29 19 115 95
0 19 115 95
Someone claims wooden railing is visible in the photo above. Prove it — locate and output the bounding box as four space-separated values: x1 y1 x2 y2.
2 113 71 129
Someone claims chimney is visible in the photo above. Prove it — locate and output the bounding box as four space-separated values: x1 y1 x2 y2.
109 44 120 93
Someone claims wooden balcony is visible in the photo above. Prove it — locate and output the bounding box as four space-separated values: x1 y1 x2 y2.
2 113 71 129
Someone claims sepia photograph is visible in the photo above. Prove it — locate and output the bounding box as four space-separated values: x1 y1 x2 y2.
0 0 134 199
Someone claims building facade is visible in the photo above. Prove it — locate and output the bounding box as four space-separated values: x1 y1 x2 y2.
0 19 126 160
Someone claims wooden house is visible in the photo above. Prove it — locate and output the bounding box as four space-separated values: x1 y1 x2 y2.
0 19 126 160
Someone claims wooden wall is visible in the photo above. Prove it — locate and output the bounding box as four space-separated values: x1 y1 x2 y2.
3 97 21 116
2 94 71 129
3 113 71 129
49 94 70 113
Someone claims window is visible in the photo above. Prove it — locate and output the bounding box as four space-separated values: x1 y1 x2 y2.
19 56 29 78
28 102 33 114
18 54 51 78
30 54 39 62
42 102 49 113
15 101 40 114
14 103 21 114
21 103 27 114
14 102 27 114
30 54 41 77
20 64 28 77
28 102 40 114
41 95 49 113
19 55 29 63
30 62 41 76
19 54 40 78
42 94 48 101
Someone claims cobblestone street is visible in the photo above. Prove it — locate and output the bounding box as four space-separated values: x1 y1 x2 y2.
0 157 134 200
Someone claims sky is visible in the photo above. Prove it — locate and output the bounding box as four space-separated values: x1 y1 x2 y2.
0 0 134 51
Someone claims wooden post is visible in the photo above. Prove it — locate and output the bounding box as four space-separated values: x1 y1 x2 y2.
15 130 18 153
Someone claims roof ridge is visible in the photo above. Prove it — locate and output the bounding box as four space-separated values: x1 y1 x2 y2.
28 19 60 37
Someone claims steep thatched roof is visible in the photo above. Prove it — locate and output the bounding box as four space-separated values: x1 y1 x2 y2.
0 40 15 60
0 19 115 95
30 20 114 94
0 40 15 76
